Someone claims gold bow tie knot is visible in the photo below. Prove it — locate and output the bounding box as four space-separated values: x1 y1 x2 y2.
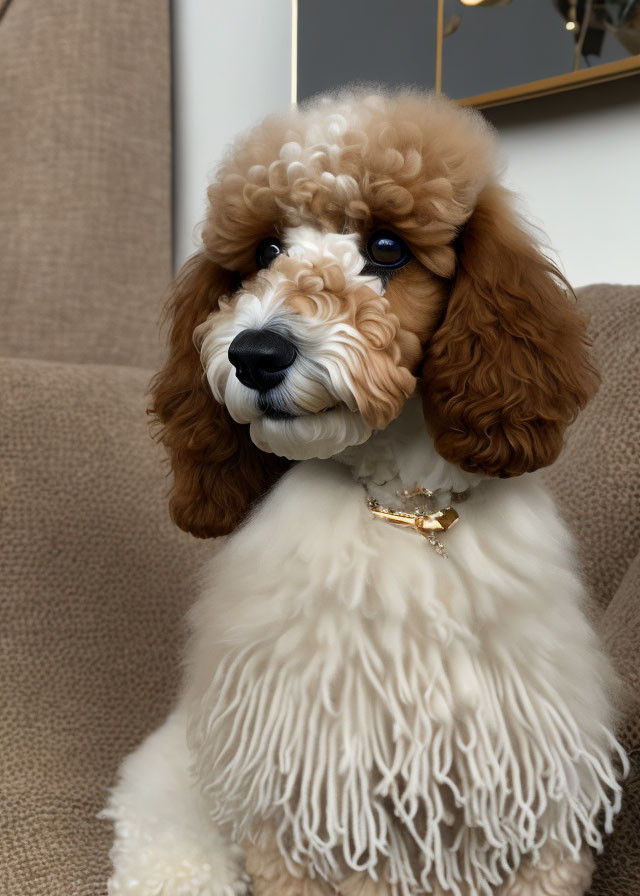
367 496 459 558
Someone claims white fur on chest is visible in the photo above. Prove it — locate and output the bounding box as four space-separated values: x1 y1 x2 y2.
185 448 623 896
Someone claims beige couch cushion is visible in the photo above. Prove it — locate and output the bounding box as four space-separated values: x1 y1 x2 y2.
544 284 640 622
0 287 637 894
0 0 172 368
0 356 210 894
590 548 640 896
543 283 640 895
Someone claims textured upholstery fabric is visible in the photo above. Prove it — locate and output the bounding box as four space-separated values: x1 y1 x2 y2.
544 284 640 623
543 284 640 896
590 549 640 896
0 356 211 895
0 0 172 368
0 286 637 896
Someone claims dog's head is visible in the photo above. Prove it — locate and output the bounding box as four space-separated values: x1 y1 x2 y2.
152 90 598 538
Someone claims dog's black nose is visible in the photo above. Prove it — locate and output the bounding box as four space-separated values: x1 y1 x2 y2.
228 328 297 391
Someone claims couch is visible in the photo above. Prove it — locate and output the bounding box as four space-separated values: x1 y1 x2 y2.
1 2 638 893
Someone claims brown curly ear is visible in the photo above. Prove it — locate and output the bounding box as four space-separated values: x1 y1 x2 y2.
149 252 288 537
422 184 599 477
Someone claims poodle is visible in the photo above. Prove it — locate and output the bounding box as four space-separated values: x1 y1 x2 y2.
102 89 627 896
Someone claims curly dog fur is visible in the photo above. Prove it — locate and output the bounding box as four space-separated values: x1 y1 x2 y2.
103 89 624 896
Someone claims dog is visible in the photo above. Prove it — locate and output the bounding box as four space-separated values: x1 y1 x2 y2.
103 89 627 896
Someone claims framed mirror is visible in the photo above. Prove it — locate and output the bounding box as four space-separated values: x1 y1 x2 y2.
295 0 640 108
443 0 640 107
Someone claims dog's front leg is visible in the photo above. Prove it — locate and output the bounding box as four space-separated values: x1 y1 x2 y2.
498 844 595 896
101 706 248 896
243 826 330 896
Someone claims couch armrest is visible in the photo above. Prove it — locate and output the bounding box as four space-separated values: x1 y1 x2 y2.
600 548 640 739
543 284 640 622
588 549 640 896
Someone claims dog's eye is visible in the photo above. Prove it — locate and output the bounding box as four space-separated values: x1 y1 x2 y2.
256 237 283 269
366 231 411 269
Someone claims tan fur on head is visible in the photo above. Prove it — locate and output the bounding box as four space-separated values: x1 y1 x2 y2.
202 91 495 276
150 88 598 538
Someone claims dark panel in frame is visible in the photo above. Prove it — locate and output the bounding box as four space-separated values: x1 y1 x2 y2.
297 0 438 102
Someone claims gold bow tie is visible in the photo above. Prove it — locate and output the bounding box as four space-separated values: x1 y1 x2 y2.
367 493 459 558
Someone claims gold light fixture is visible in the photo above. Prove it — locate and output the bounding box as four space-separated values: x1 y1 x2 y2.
459 0 513 6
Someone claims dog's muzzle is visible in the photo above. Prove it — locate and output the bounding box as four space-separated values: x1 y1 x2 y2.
228 328 297 392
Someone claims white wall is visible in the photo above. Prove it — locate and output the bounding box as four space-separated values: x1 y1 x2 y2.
492 97 640 288
172 0 292 268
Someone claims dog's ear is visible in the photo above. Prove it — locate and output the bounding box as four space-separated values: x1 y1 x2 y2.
150 252 287 538
421 184 599 477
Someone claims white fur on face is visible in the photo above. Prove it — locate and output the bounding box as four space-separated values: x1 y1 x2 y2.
196 227 413 461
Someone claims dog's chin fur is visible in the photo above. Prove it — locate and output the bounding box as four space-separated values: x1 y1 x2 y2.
249 406 373 460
